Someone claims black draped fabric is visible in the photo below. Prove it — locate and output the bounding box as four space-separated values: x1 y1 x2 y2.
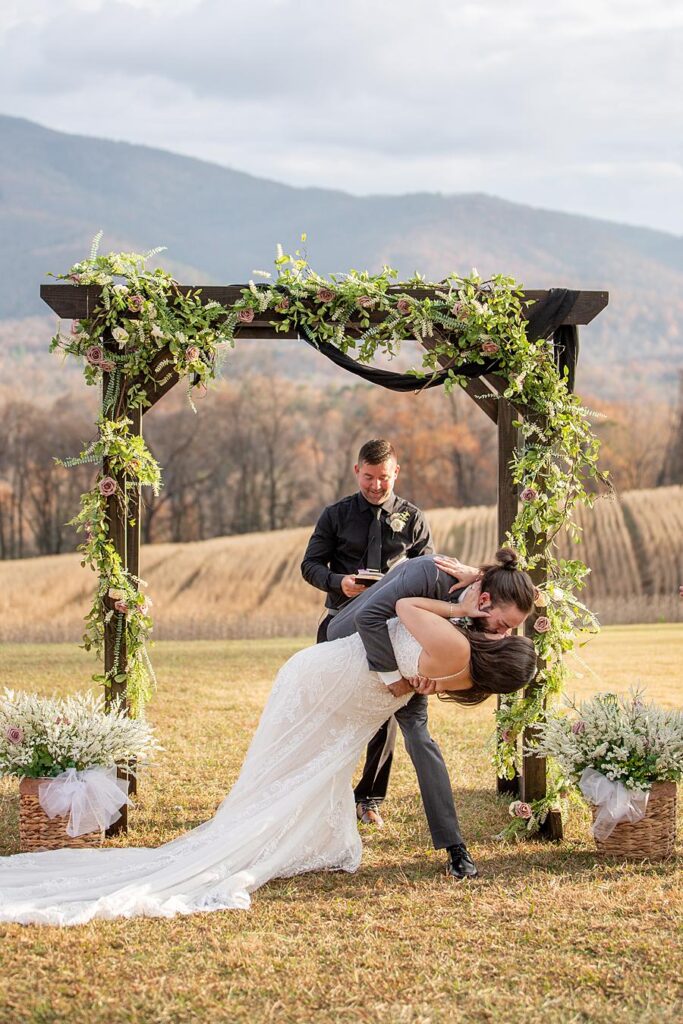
297 288 580 394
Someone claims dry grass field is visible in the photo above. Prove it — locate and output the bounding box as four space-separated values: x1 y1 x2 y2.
0 625 681 1024
1 487 681 644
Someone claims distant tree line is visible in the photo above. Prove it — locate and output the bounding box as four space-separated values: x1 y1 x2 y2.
0 377 679 559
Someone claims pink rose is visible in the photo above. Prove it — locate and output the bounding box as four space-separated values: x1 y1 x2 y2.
534 616 551 634
99 360 115 373
396 298 412 315
501 729 512 743
572 720 586 735
98 476 117 497
316 288 335 303
481 339 499 355
6 726 23 745
521 487 538 502
69 273 82 284
70 321 82 335
275 296 290 311
451 302 467 318
127 294 144 312
186 346 200 362
238 307 255 323
85 345 104 366
515 802 533 819
357 295 374 309
114 600 128 615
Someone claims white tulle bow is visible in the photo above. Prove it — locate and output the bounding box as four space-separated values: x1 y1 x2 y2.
578 767 649 840
38 766 132 837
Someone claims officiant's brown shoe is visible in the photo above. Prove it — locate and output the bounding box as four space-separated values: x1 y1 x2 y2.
356 800 384 827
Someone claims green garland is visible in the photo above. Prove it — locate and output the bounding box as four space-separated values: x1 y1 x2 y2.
51 240 607 811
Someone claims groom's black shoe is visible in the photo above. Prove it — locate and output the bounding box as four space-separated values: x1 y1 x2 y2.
446 843 479 880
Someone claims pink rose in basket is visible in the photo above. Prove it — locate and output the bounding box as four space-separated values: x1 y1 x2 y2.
6 726 23 745
510 800 533 819
534 616 551 633
275 296 290 312
451 301 467 318
99 360 115 373
357 295 375 309
114 600 129 615
316 288 335 303
521 487 538 502
127 294 144 312
186 346 200 362
396 298 412 315
238 307 255 323
98 476 117 497
481 339 499 355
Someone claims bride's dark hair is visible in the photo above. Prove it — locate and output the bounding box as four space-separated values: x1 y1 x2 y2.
438 627 536 707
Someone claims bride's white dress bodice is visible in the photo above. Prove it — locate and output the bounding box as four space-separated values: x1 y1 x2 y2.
0 620 422 926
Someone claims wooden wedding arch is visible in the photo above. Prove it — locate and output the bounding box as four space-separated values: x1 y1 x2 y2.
41 282 609 837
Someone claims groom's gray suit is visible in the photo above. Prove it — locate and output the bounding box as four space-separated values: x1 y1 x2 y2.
327 554 464 850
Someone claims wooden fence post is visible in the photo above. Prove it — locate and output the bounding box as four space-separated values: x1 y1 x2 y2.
496 397 521 796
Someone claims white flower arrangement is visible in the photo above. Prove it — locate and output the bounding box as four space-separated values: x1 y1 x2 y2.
530 691 683 792
0 689 160 779
387 509 411 534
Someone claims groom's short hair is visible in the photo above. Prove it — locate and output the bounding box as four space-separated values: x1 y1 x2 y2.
358 439 397 466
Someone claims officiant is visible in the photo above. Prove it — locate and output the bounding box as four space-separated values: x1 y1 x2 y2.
301 438 433 823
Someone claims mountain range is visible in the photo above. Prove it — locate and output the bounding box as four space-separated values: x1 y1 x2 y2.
1 114 681 399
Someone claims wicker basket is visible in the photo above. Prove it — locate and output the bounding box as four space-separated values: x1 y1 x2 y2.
591 780 677 860
19 777 104 852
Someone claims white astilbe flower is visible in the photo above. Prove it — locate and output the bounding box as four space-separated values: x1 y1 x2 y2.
529 690 683 791
0 689 160 779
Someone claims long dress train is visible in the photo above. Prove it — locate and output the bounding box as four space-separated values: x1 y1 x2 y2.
0 619 420 926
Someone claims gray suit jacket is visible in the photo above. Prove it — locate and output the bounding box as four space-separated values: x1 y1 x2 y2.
327 555 460 674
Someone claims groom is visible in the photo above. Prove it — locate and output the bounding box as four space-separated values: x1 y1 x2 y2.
328 554 506 880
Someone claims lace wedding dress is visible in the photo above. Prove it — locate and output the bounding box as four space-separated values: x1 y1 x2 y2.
0 619 419 926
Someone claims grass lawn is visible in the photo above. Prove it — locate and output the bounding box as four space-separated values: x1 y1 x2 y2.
0 624 681 1024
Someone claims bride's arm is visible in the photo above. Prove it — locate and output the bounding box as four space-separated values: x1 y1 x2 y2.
395 596 473 679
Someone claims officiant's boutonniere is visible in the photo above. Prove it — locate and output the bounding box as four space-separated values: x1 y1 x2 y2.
387 509 411 534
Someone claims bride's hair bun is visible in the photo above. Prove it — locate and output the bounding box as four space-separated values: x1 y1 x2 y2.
495 547 519 570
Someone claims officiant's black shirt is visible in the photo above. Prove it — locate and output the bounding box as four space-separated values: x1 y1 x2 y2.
301 492 433 612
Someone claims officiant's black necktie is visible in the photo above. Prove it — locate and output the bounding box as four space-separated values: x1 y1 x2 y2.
367 508 382 571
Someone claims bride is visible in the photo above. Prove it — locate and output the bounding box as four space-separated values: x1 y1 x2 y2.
0 575 536 926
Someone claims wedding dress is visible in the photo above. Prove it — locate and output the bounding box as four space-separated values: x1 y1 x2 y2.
0 619 419 926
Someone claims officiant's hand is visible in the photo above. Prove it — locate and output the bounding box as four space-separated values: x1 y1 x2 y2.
341 575 368 598
433 555 482 591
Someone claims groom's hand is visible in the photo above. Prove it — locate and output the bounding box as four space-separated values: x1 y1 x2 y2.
408 674 438 696
387 678 414 698
341 574 368 599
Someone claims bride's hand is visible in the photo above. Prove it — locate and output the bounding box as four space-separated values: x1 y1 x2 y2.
433 555 482 592
457 580 490 619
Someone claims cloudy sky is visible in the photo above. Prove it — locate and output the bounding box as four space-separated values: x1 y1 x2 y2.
2 0 682 234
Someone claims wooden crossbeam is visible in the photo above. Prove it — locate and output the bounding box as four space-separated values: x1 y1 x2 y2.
40 284 609 333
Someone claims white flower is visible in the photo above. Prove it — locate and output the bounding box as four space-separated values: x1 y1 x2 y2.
112 327 129 348
107 588 125 601
150 325 164 339
388 509 411 534
0 688 160 778
112 284 129 295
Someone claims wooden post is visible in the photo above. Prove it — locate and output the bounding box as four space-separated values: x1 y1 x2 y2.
101 353 143 833
496 398 521 796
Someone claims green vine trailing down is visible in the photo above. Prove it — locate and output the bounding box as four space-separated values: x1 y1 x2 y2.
51 239 607 819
